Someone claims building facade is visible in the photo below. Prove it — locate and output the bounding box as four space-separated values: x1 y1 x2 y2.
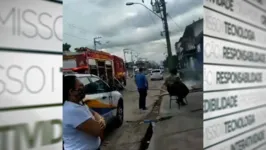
175 18 203 80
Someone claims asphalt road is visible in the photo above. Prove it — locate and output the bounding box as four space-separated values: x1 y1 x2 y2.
101 76 164 150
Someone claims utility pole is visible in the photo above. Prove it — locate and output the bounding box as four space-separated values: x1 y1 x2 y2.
126 1 173 70
93 37 101 50
134 53 139 62
160 0 173 70
130 51 134 64
123 49 127 63
94 38 96 50
130 51 134 75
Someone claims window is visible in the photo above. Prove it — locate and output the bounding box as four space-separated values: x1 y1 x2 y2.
152 70 160 73
89 76 110 93
77 77 90 86
77 76 110 94
77 77 96 94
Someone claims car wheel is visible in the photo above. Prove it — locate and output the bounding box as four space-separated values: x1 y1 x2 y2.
115 99 124 128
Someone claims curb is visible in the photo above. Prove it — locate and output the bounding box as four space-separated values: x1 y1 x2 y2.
138 92 163 150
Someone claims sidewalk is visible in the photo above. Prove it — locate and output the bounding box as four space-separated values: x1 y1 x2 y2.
123 78 164 122
123 90 158 122
101 79 162 150
147 91 203 150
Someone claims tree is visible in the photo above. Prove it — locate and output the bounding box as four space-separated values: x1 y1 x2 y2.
148 60 159 69
75 47 88 52
163 56 168 68
63 43 71 51
163 55 178 68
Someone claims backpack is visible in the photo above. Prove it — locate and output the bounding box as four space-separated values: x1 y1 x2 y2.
167 77 189 98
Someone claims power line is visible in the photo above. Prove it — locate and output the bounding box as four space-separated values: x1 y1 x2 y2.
167 14 181 31
146 8 157 25
64 33 90 41
65 21 90 33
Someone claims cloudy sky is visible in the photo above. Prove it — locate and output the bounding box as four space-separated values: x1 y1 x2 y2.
63 0 203 63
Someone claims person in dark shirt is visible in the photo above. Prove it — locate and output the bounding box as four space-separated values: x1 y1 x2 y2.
135 68 148 111
160 68 187 105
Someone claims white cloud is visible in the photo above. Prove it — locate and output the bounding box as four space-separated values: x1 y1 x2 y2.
63 0 203 62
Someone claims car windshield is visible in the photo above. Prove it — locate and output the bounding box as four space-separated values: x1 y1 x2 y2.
152 70 160 73
77 77 90 85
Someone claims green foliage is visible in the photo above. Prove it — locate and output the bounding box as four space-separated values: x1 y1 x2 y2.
63 43 71 51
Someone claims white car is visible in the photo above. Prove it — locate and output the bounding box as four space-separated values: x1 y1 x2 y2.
64 74 124 127
150 69 163 80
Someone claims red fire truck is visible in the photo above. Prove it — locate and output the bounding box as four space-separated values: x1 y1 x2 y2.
112 55 127 85
63 48 127 86
63 52 88 73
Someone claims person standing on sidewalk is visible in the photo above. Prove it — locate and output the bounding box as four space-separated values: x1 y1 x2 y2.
135 67 148 111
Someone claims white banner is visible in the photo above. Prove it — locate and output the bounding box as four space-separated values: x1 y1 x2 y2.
0 107 62 150
204 36 266 67
204 126 266 150
0 0 62 51
204 0 266 29
244 0 266 13
204 0 266 149
204 107 266 148
204 88 266 120
204 64 266 91
204 8 266 48
0 1 62 150
0 52 62 108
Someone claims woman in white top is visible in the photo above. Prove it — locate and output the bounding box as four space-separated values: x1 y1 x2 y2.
63 76 106 150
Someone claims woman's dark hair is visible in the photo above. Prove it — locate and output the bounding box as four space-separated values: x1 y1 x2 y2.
63 75 77 103
169 68 177 75
139 67 143 72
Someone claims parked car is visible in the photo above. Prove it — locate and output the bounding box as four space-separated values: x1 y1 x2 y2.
160 68 164 73
150 69 163 80
64 74 124 127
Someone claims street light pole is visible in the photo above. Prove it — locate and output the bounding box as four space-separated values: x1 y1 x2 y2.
126 1 173 70
126 2 162 18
